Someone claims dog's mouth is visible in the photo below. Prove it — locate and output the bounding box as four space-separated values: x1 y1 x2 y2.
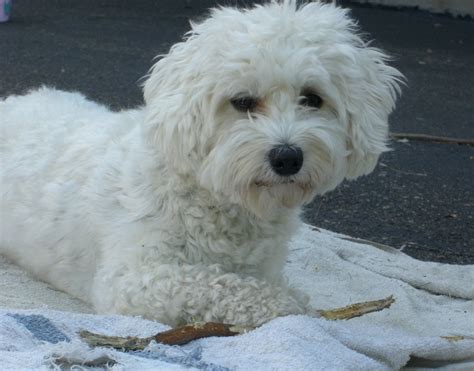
254 179 312 190
255 179 294 187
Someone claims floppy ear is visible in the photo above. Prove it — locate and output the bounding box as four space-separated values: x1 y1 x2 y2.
142 36 212 175
344 47 403 179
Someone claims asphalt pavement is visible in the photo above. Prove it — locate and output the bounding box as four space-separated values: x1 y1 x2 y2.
1 0 473 264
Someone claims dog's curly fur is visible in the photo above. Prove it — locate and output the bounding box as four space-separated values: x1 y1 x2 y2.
0 1 401 326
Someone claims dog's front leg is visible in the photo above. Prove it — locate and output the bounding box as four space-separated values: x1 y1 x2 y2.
91 262 307 327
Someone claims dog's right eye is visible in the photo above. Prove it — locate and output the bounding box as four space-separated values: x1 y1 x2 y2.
230 97 258 112
300 92 323 110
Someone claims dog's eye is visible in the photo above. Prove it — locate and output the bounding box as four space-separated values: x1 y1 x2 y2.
230 97 258 112
300 93 323 109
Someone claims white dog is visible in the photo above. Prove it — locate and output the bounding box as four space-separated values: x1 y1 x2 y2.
0 1 401 326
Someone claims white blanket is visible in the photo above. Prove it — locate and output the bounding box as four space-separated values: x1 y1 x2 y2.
1 225 473 370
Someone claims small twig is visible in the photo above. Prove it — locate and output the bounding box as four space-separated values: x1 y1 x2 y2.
391 132 474 146
441 335 466 342
80 296 395 349
319 295 395 320
382 164 428 176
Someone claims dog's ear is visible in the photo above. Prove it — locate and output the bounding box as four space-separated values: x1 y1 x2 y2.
294 1 402 179
142 38 210 175
344 46 403 179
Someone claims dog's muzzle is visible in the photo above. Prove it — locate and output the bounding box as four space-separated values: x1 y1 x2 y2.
268 144 303 176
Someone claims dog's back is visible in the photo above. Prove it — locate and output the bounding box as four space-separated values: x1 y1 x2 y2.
0 87 142 300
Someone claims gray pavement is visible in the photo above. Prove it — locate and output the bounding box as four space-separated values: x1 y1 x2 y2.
1 0 473 264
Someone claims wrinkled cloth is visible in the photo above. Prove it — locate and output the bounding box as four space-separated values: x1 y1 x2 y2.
1 225 473 370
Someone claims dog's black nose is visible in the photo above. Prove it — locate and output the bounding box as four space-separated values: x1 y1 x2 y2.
268 145 303 176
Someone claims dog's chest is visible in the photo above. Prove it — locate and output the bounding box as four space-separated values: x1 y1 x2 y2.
178 202 290 270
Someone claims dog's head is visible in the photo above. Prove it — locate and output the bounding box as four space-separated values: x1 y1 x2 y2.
143 1 402 217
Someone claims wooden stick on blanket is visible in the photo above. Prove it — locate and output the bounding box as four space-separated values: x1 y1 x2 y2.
80 295 395 350
80 322 252 350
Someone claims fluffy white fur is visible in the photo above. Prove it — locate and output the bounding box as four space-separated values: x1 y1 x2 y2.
0 1 401 326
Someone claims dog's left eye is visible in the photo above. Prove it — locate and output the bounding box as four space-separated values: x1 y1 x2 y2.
230 97 258 112
300 93 323 109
